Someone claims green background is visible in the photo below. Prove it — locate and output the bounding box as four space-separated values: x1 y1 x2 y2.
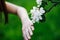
0 0 60 40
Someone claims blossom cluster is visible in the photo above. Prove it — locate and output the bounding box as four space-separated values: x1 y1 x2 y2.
30 0 45 23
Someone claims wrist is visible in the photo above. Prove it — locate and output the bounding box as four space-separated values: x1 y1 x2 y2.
22 18 30 24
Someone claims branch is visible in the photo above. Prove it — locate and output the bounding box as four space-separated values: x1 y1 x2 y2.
45 1 60 13
39 0 60 22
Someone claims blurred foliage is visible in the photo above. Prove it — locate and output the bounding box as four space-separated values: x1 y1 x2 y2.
0 0 60 40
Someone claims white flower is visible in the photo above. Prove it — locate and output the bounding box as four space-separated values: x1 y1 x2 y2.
39 15 42 20
36 0 42 4
40 7 45 14
30 6 45 23
30 0 45 23
30 6 37 13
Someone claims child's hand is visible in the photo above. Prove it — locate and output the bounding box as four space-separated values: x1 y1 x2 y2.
5 2 34 40
22 19 34 40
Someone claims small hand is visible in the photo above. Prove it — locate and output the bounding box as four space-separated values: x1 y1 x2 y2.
22 19 34 40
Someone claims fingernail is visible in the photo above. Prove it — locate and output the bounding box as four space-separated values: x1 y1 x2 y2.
32 28 34 31
28 37 31 39
31 33 33 36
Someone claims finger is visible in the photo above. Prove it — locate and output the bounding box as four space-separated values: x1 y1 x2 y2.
31 26 34 31
30 21 33 26
26 29 31 39
23 30 28 40
28 27 33 36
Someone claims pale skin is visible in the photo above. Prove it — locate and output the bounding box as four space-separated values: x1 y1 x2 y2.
5 2 34 40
